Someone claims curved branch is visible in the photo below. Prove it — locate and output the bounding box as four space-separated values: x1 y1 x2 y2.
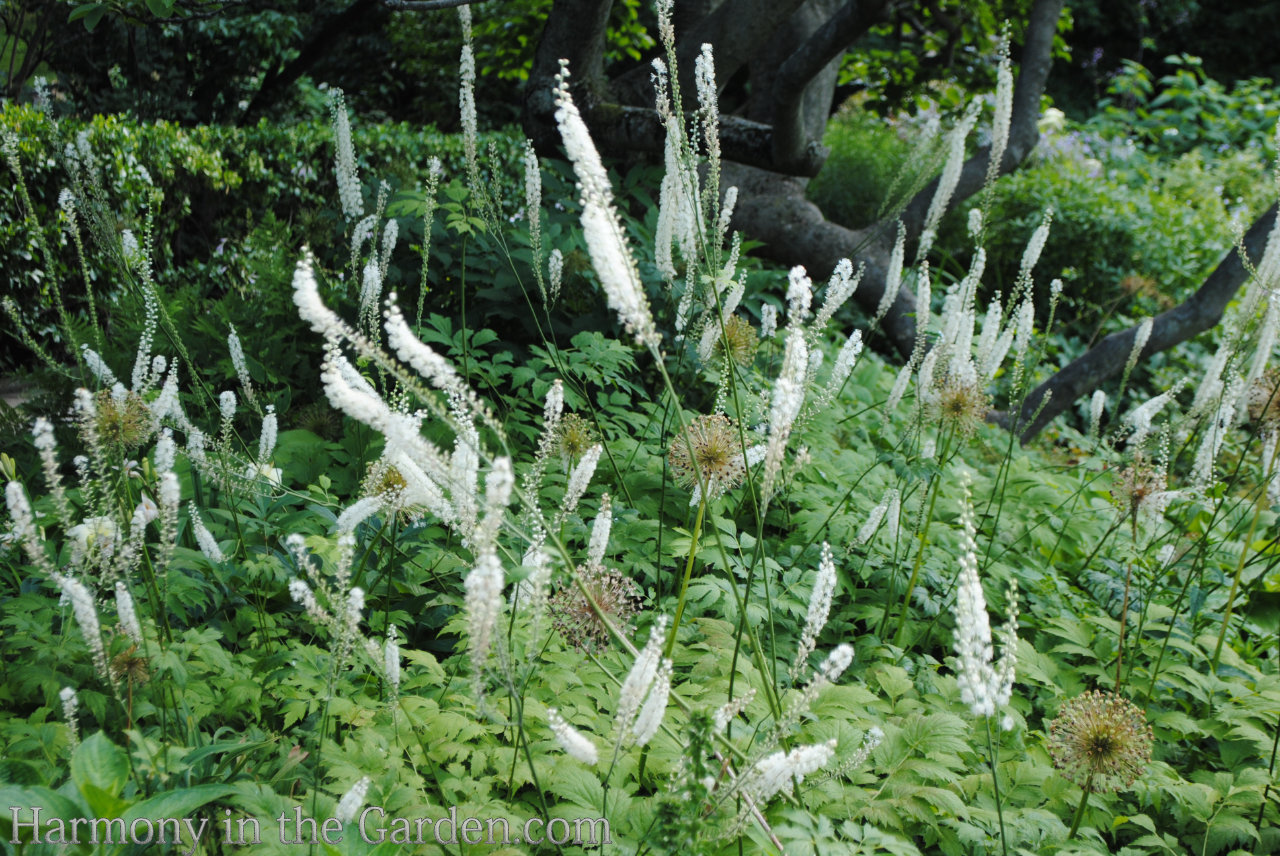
1012 203 1280 442
524 0 615 154
771 0 889 174
382 0 474 8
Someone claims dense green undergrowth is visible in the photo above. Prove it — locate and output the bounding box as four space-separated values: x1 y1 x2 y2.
1 26 1280 856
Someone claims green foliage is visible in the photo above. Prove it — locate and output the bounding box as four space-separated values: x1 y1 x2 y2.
808 102 920 230
4 20 1280 856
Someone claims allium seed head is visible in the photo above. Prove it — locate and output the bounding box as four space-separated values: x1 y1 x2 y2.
715 314 758 367
1048 690 1152 793
550 562 642 652
668 414 748 501
555 413 596 471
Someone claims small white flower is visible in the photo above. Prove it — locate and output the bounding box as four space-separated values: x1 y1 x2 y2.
115 582 143 643
334 776 371 824
548 707 599 765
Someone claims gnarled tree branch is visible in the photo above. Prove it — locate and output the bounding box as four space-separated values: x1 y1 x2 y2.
1010 203 1280 442
771 0 889 174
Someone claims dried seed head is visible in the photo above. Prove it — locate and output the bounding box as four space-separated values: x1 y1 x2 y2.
668 414 747 500
550 562 642 652
95 389 153 450
929 373 990 437
555 413 596 471
1047 690 1152 793
715 314 758 368
1110 457 1169 524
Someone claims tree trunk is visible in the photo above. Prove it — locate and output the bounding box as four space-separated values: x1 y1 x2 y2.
1010 203 1280 442
727 0 1065 359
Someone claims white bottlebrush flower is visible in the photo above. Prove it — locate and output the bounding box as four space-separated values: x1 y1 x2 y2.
1192 380 1238 489
154 428 176 473
762 329 808 500
654 115 699 278
384 625 400 694
547 248 564 306
829 330 864 394
1124 381 1185 447
563 443 602 516
1017 209 1053 284
716 185 737 247
1124 317 1154 381
32 417 68 524
328 89 364 221
792 542 837 679
817 642 854 684
1012 298 1035 367
228 324 254 401
189 503 225 563
80 346 119 387
759 304 778 339
986 41 1013 186
114 581 143 643
616 615 669 735
548 708 599 765
383 296 460 392
631 658 672 746
968 207 984 239
857 488 900 544
359 260 383 326
292 252 344 338
553 62 659 348
257 404 277 463
53 573 110 684
786 266 812 326
219 390 236 424
950 481 1018 719
918 100 980 261
158 471 181 510
457 4 478 179
334 776 371 824
875 222 906 323
885 362 914 413
741 740 836 804
60 686 80 750
6 480 34 542
1089 389 1107 439
813 259 860 332
335 496 384 534
587 493 612 566
464 551 504 675
1191 343 1229 415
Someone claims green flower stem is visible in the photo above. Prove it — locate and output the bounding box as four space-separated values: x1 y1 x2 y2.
1211 448 1275 672
665 494 707 660
985 718 1009 856
893 472 942 647
1067 774 1094 840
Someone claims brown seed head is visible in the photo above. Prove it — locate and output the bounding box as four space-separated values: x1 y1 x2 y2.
667 414 747 499
550 562 642 652
95 389 153 450
1047 690 1152 793
716 315 758 368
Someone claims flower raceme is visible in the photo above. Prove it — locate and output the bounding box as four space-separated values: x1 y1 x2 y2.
951 480 1018 721
552 61 659 350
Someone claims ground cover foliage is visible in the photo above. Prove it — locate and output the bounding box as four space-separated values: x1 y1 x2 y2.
3 8 1280 856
